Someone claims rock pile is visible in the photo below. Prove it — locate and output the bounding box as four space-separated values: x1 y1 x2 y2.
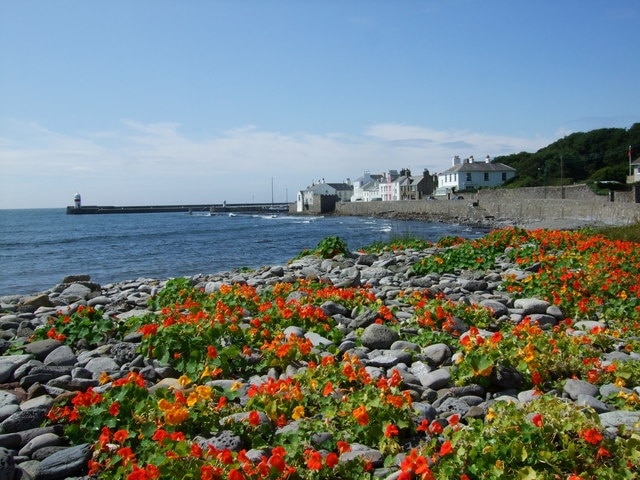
0 248 639 479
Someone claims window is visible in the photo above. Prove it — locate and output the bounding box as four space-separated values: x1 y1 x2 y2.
466 173 472 181
502 172 507 181
484 172 489 181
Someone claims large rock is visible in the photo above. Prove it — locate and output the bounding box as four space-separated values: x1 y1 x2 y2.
34 443 92 480
360 324 399 350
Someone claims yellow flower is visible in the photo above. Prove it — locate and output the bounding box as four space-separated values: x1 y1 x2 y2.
178 375 192 388
518 343 535 364
614 377 626 388
485 408 497 422
619 290 627 300
187 392 199 407
165 407 189 425
292 405 305 420
196 385 213 401
200 366 211 379
230 381 243 391
99 371 112 385
495 460 504 470
157 399 173 412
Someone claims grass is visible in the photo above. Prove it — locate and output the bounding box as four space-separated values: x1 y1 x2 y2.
590 220 640 243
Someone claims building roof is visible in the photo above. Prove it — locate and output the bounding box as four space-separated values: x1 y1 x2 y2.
325 183 353 191
440 162 516 174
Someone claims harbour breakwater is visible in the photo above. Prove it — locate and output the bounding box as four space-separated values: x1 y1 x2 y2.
0 236 638 479
66 203 290 215
336 185 640 228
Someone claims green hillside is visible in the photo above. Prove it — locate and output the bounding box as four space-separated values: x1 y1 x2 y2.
494 123 640 188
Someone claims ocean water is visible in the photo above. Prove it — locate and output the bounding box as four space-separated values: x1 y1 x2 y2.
0 209 488 296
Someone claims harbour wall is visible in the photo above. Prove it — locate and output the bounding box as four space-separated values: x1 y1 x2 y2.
334 185 640 226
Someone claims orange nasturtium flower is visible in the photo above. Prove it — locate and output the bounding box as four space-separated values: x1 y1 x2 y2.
352 405 370 426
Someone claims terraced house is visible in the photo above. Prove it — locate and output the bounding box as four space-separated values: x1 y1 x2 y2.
435 155 516 197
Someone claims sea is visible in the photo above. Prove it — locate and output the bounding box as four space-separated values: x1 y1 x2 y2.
0 209 488 296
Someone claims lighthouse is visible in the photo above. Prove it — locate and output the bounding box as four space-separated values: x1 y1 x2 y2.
73 193 81 209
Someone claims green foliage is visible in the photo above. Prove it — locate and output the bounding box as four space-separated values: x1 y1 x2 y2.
294 235 350 259
361 236 432 254
495 123 640 187
429 395 640 479
32 305 122 348
149 277 203 310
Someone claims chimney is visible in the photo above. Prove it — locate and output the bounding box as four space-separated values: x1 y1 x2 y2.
452 155 461 166
485 155 491 163
469 155 474 163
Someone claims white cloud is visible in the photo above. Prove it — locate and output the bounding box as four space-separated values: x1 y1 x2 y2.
0 119 552 208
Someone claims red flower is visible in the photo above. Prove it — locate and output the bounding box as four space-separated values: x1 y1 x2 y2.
113 429 129 444
352 405 369 426
322 381 334 397
384 424 399 437
429 421 443 434
207 345 218 359
580 427 603 445
228 469 244 480
439 440 454 456
305 449 323 471
596 446 611 459
108 401 120 416
248 410 261 426
336 440 351 454
325 452 339 468
532 413 543 428
116 446 136 467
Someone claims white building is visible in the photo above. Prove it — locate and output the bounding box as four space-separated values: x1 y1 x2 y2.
627 156 640 184
350 172 383 202
435 155 516 196
296 180 353 212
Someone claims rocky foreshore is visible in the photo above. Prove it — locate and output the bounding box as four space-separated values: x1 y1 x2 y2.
0 244 639 479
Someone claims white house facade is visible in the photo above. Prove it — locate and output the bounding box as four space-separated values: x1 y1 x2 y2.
296 181 353 212
627 157 640 184
351 172 383 202
435 155 516 196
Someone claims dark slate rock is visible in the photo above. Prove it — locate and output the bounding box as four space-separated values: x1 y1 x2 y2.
195 431 244 452
490 365 524 390
0 446 15 480
339 444 384 468
576 394 611 414
360 324 399 350
513 298 550 316
0 407 49 434
22 341 62 362
34 443 91 480
480 299 509 318
421 343 452 367
22 295 53 310
320 301 349 316
564 378 598 400
599 411 640 431
19 366 74 390
61 275 91 284
42 346 77 367
416 368 451 390
108 342 138 365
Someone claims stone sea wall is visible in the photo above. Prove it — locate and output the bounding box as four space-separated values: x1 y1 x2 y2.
335 185 640 227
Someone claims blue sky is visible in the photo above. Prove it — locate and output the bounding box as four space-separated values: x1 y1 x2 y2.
1 0 637 209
